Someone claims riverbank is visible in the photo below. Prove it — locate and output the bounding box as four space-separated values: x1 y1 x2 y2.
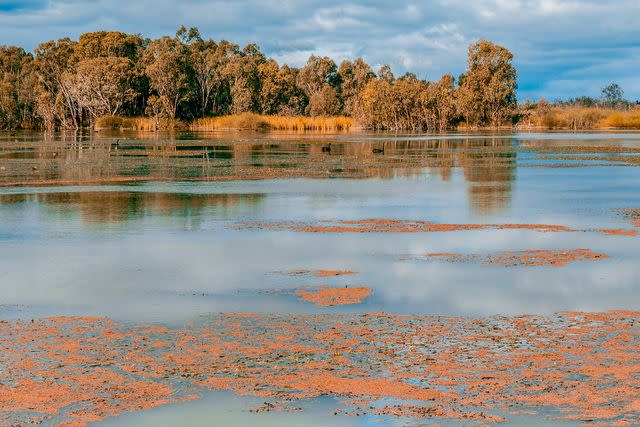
517 106 640 130
92 109 640 133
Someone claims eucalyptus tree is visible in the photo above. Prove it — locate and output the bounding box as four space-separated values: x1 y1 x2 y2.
218 43 265 114
358 77 395 129
257 60 306 115
143 35 192 119
420 74 457 131
307 85 342 117
457 40 517 127
0 46 38 129
34 38 81 128
188 38 220 116
72 31 144 62
297 55 342 116
601 83 624 108
377 64 395 83
338 58 375 116
63 57 137 121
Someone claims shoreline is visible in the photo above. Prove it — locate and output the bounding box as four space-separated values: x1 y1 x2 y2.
5 111 640 133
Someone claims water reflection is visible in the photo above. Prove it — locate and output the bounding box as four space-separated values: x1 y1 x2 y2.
0 191 264 227
461 139 516 216
1 132 639 323
0 131 517 215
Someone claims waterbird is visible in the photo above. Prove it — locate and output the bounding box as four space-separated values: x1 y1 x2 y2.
321 144 332 153
372 147 384 154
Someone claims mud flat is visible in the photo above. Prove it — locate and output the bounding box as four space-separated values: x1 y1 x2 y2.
418 249 609 267
2 311 640 426
295 286 372 306
236 218 638 237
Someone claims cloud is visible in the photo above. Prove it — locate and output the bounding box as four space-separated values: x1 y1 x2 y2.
0 0 638 100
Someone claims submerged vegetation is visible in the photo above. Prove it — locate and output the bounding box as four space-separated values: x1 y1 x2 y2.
0 27 638 131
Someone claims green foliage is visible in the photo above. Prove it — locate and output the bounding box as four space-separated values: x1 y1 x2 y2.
601 83 624 107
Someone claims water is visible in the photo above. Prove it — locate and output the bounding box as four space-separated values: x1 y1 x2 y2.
1 130 639 426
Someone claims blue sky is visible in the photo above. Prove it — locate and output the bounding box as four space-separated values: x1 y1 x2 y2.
0 0 638 101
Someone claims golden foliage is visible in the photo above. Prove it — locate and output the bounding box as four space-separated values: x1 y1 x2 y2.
357 74 456 131
457 40 517 127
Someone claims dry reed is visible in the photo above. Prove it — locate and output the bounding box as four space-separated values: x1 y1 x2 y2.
95 116 186 131
191 113 353 131
525 107 640 130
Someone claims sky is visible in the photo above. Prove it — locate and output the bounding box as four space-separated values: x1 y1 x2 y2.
0 0 639 101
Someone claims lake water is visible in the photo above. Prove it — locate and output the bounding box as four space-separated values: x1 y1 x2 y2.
1 130 639 426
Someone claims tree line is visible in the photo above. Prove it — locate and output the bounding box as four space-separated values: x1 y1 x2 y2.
0 27 518 131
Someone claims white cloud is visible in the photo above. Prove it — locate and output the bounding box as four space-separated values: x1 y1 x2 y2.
0 0 638 100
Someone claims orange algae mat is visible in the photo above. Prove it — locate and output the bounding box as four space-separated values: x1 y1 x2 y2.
2 312 640 426
295 286 371 306
236 218 638 236
422 249 609 267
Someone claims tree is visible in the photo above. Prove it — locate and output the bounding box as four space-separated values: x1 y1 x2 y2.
72 31 143 62
308 85 342 117
457 40 517 127
2 31 526 130
33 38 81 128
258 61 306 115
297 55 340 114
0 46 39 129
188 39 220 116
338 58 375 116
222 43 265 114
601 83 623 107
64 57 137 121
421 74 457 131
143 36 191 119
200 39 239 115
393 74 425 130
377 65 395 83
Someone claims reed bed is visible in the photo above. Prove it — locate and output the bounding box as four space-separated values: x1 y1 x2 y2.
524 107 640 130
95 116 185 131
598 110 640 129
191 113 354 131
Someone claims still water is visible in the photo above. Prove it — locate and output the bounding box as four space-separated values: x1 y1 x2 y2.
1 130 639 426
